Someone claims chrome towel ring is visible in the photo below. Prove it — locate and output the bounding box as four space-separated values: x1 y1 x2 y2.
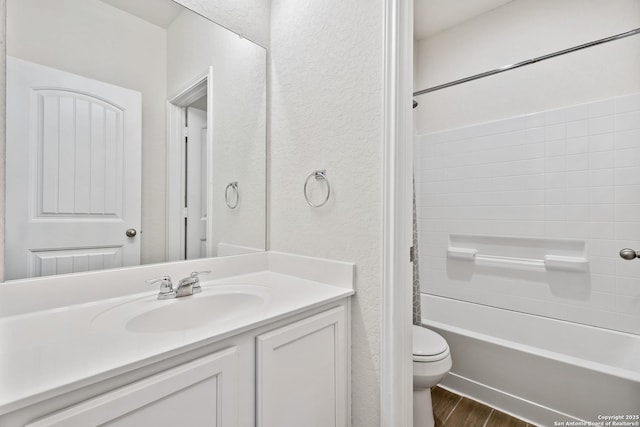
225 182 239 209
304 170 331 208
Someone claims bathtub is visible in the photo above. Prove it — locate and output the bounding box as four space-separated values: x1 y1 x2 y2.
421 294 640 426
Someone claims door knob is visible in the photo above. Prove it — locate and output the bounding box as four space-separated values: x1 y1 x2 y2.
619 248 639 260
126 228 137 238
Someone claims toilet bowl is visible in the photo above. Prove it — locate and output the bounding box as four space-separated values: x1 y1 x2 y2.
413 325 452 427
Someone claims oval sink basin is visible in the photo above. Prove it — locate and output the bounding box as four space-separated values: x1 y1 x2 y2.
126 292 265 333
91 284 270 334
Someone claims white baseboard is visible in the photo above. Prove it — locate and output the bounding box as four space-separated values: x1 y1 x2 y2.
440 373 583 427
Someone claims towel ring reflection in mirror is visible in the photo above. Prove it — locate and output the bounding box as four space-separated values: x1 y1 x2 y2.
225 182 239 209
304 170 331 208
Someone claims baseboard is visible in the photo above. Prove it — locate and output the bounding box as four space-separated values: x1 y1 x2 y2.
440 373 583 427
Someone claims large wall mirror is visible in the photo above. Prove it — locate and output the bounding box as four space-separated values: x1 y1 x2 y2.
5 0 267 281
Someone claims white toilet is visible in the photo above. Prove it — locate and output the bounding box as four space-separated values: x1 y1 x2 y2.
413 325 452 427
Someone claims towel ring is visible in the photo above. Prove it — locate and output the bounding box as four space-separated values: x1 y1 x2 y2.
304 170 331 208
225 182 239 209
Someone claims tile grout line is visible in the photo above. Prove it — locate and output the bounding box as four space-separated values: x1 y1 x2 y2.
482 409 495 427
441 395 463 426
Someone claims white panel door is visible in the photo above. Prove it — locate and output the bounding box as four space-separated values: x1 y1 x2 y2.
186 107 208 259
256 307 348 427
25 347 238 427
6 57 142 280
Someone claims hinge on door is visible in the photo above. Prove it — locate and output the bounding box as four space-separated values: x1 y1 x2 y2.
409 246 415 263
183 127 189 138
182 207 189 219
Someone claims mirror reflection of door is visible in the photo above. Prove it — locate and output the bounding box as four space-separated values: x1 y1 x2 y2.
5 0 267 280
5 57 142 280
166 69 213 262
185 105 208 259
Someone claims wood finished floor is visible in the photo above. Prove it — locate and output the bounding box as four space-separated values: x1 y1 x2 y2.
431 386 534 427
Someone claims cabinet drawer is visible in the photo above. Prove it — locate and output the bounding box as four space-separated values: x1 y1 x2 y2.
27 347 238 427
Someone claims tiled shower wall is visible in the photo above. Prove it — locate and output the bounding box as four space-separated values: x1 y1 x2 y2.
415 93 640 335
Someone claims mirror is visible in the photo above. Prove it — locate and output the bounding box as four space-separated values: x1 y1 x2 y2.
4 0 267 280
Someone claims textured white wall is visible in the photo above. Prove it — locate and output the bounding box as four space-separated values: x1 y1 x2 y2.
174 0 270 48
6 0 168 265
167 9 267 254
414 0 640 134
270 0 383 425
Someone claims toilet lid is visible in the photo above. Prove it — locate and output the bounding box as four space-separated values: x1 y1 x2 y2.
413 325 448 357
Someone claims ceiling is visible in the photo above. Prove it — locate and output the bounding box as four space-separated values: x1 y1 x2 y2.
102 0 513 41
414 0 513 40
99 0 184 29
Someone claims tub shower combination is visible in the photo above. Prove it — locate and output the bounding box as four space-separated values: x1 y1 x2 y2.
413 28 640 426
414 94 640 424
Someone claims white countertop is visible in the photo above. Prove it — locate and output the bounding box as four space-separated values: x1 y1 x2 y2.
0 252 355 415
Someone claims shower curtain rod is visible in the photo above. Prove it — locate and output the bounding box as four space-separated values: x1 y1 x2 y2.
413 27 640 96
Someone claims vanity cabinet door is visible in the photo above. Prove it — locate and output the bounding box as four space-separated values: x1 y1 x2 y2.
256 306 348 427
26 347 238 427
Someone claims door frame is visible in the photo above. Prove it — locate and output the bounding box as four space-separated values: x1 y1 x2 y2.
381 0 414 426
166 68 214 261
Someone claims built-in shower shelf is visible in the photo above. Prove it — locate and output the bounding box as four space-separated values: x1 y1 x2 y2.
446 247 589 272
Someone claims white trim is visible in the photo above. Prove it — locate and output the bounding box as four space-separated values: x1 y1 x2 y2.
381 0 414 426
0 0 6 282
168 71 209 107
439 375 580 426
204 67 215 258
165 102 186 261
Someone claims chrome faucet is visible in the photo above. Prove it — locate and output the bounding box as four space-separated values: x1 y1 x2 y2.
146 271 211 300
175 271 211 297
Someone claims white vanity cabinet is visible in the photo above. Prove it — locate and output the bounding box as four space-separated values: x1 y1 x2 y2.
4 301 350 427
26 347 239 427
256 306 348 427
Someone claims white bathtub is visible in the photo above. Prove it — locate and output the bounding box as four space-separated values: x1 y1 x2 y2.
421 294 640 426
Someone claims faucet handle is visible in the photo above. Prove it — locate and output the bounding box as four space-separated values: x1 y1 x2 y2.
145 275 175 299
190 270 211 278
146 275 172 287
190 271 211 293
